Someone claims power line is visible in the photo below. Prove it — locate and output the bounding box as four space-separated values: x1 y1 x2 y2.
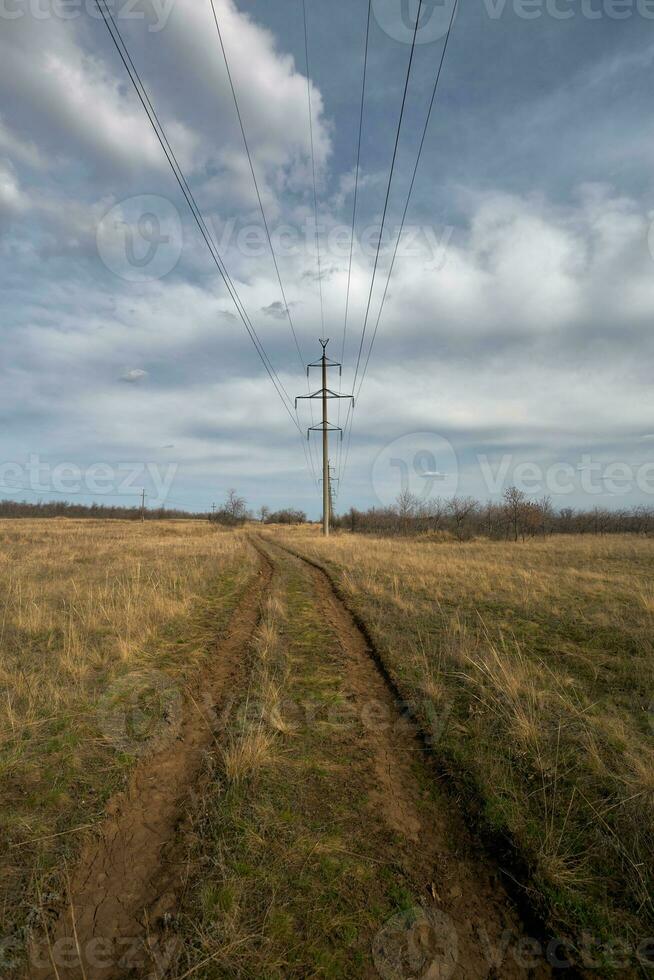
340 0 372 371
92 0 306 445
93 0 321 493
350 0 425 401
337 0 425 494
206 0 306 373
206 0 319 490
302 0 325 336
357 0 460 400
336 0 373 490
340 0 460 492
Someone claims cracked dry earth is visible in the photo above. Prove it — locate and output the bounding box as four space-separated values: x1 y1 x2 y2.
27 537 558 979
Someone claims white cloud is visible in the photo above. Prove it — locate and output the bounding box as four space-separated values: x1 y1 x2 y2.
0 163 27 216
120 368 149 383
0 117 43 169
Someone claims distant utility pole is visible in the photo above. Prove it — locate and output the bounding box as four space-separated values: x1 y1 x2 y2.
140 488 146 523
319 460 339 525
297 339 353 537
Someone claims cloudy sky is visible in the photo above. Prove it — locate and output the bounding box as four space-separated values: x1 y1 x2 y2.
1 0 653 515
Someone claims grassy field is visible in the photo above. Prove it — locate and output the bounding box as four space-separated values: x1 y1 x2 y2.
3 520 652 976
0 519 255 969
274 529 654 967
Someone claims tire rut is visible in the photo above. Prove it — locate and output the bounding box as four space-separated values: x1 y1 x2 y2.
258 535 555 979
27 546 272 980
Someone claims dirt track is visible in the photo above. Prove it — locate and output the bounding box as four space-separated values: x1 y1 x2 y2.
27 535 560 979
257 536 554 980
28 550 272 980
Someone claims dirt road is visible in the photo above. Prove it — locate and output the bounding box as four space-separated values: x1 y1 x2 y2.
26 535 560 979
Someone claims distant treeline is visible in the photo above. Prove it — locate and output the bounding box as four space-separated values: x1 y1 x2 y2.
0 499 201 520
333 489 654 541
0 495 309 525
261 508 308 525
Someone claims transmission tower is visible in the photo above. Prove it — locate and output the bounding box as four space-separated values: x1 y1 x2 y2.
297 339 353 536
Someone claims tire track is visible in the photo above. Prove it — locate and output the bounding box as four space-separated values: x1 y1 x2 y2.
258 535 556 978
27 545 272 980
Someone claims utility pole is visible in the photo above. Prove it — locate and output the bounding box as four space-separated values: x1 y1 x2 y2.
140 488 146 523
296 339 353 537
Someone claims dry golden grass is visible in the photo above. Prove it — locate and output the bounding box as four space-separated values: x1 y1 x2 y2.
275 529 654 954
220 590 290 785
0 519 255 960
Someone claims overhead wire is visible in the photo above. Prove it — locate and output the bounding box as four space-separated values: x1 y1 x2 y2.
340 0 459 491
206 0 320 488
300 0 328 486
356 0 459 401
337 0 425 491
207 0 306 371
302 0 326 337
92 0 319 490
335 0 373 497
349 0 425 401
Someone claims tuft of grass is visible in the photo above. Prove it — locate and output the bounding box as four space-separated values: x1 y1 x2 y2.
221 724 275 785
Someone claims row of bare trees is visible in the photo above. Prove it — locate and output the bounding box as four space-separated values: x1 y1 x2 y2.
0 499 199 521
333 489 654 541
0 490 309 526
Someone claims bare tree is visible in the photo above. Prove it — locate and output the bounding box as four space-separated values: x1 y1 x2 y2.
225 489 247 521
396 489 419 534
503 486 526 542
419 497 445 533
447 496 478 542
212 489 248 526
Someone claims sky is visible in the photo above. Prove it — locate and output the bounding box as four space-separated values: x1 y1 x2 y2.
1 0 653 516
